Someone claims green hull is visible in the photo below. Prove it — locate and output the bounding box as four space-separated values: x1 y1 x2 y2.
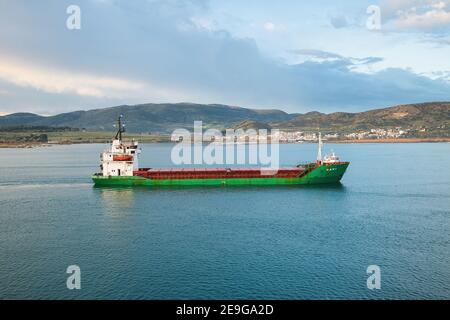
92 163 349 187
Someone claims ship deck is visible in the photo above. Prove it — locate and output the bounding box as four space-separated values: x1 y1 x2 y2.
134 167 308 180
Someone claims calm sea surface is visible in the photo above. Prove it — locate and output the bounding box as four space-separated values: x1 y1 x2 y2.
0 143 449 299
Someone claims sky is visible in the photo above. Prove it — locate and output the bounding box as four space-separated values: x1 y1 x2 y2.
1 0 450 115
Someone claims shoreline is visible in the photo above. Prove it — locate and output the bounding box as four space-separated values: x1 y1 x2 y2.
1 137 449 148
327 138 450 144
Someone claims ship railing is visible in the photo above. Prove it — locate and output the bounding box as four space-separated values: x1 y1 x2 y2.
296 162 316 169
296 162 319 177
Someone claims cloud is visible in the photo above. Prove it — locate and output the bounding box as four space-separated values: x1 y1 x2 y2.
290 49 383 67
358 57 385 64
0 54 199 104
428 35 450 44
395 7 450 30
329 14 349 29
286 61 450 110
327 1 450 37
0 56 146 98
381 0 450 32
291 49 343 60
263 22 275 32
0 0 449 114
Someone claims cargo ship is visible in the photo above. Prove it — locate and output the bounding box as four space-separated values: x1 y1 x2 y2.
92 117 349 186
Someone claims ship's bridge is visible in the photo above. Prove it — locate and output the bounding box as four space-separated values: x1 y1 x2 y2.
99 116 140 177
323 152 340 164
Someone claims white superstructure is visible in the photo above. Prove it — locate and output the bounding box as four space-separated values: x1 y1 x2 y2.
317 132 341 164
323 151 340 164
99 116 140 177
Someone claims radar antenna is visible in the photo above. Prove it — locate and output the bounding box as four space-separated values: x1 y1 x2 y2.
114 115 126 140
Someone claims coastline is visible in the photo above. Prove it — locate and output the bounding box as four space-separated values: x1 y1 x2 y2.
1 137 449 148
328 137 450 144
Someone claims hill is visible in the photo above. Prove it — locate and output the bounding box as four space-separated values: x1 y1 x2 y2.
275 102 449 129
0 102 449 137
232 120 272 131
272 102 449 137
0 103 294 133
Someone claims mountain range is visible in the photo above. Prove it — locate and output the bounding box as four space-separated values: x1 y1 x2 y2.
0 102 449 136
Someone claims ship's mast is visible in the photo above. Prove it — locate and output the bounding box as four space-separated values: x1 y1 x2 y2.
114 115 125 141
317 132 323 163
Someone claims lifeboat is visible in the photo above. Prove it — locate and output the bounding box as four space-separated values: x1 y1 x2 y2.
113 155 133 161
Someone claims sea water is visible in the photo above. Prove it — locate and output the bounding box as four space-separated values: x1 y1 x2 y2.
0 143 449 299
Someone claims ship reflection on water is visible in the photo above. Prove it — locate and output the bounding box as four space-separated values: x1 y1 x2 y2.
94 182 347 193
95 182 347 217
96 187 136 217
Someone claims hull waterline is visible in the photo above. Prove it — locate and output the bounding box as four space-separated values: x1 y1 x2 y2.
93 117 350 188
92 163 349 187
